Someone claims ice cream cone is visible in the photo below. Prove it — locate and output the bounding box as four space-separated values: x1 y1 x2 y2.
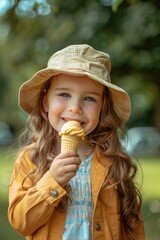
61 135 80 152
59 121 85 153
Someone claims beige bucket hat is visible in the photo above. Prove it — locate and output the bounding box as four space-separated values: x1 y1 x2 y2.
19 44 131 125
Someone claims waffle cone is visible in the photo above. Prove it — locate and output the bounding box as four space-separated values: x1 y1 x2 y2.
61 135 80 152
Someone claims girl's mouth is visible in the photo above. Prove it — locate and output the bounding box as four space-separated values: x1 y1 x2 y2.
62 118 85 125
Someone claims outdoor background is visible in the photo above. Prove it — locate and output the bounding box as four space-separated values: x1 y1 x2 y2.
0 0 160 239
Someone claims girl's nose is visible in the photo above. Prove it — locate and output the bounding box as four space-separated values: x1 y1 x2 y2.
68 102 82 114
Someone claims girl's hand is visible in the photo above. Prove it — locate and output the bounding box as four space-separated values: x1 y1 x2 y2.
49 151 81 187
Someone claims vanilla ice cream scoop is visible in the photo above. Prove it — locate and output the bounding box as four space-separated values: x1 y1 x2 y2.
59 121 85 152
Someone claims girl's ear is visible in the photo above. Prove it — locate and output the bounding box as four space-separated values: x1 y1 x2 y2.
43 95 49 112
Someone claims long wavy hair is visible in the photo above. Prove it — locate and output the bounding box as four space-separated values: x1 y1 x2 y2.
19 77 142 240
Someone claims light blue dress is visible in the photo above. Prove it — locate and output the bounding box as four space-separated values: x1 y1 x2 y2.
62 155 93 240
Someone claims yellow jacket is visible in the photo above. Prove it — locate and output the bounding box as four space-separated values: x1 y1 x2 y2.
8 150 144 240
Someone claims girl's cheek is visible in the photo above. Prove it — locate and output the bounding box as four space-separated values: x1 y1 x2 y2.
50 99 66 112
88 104 101 114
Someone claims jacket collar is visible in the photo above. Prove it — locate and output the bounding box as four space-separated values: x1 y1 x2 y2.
91 147 113 204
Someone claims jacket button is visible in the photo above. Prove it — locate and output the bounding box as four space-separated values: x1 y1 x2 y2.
95 223 101 231
50 190 59 198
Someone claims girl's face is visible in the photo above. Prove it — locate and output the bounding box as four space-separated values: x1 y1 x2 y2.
43 74 104 136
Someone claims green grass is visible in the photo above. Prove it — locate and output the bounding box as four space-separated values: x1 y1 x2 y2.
0 148 23 240
137 158 160 200
136 158 160 240
0 148 160 239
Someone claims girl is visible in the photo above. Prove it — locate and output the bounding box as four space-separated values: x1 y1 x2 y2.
8 44 144 240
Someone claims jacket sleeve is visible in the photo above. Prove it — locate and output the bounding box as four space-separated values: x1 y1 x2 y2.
8 151 67 236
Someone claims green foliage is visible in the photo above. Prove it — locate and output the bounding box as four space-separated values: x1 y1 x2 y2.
0 0 160 132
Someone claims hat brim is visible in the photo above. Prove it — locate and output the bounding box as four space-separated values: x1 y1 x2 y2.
19 67 131 125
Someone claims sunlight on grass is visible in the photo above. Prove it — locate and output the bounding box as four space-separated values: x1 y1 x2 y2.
0 148 23 240
140 159 160 201
0 149 15 200
136 158 160 201
134 157 160 240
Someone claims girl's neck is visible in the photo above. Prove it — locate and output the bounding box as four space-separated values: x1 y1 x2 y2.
77 140 94 161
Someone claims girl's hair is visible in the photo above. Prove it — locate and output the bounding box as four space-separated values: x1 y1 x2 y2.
19 78 142 240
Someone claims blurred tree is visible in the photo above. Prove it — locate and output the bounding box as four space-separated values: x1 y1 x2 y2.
0 0 159 133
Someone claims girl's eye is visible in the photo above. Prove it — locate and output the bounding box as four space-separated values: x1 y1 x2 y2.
84 96 96 102
58 93 70 98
